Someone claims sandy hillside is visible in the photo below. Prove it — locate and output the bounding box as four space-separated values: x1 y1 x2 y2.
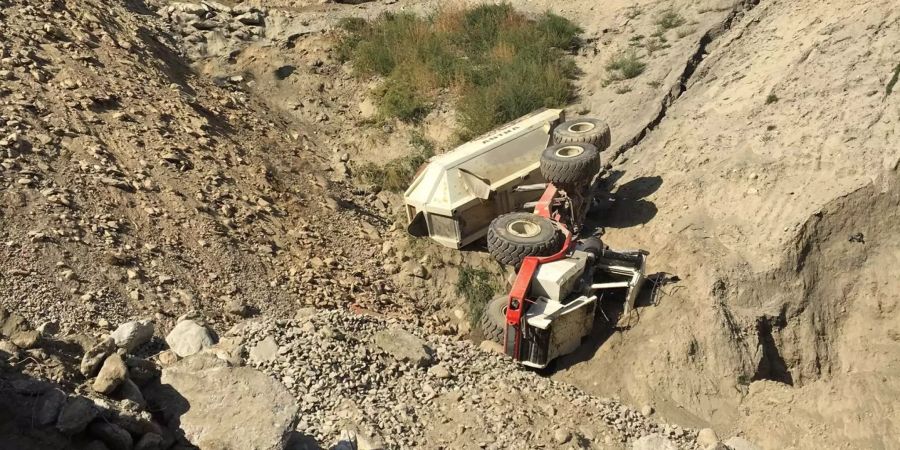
552 0 900 448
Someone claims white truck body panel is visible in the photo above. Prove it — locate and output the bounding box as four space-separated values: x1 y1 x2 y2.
403 109 563 248
531 253 587 302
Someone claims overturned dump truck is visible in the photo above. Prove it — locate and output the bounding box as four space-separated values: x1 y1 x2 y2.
404 108 564 249
403 109 649 368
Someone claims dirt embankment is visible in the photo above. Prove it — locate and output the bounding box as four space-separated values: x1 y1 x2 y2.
553 0 900 448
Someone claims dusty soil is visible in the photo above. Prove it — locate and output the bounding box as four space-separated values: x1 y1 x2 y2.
551 1 900 448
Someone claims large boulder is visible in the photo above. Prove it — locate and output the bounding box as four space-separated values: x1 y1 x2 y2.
165 320 217 357
373 327 434 367
145 354 297 450
111 319 155 352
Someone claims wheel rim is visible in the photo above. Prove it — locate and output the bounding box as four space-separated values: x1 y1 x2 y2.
568 122 596 133
506 219 542 238
555 145 586 159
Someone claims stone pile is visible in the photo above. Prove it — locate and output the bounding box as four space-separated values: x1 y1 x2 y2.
228 308 704 449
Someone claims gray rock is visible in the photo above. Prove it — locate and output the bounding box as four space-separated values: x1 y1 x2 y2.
134 433 165 450
696 428 720 447
81 337 117 377
93 353 128 395
10 329 40 348
146 354 298 450
249 335 278 364
724 437 762 450
35 389 67 426
89 421 134 450
428 364 450 379
553 428 572 445
373 327 434 367
225 297 250 317
640 404 654 417
633 434 677 450
111 319 154 352
408 263 428 279
56 396 98 434
165 320 217 357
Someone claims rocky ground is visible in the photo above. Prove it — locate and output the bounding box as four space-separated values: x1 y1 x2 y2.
1 0 898 449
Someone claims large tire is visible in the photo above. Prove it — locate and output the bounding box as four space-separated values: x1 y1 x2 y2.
553 117 611 150
540 142 601 186
480 295 508 344
487 212 562 267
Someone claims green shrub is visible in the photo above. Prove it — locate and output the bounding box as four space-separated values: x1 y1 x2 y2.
656 9 686 31
375 78 430 122
457 266 500 326
765 93 779 104
336 3 582 135
606 51 646 80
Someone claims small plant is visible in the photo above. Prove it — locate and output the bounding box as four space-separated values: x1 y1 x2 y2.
645 37 670 55
766 93 779 104
656 9 686 31
457 266 500 326
606 51 646 80
375 78 430 122
357 132 436 191
409 130 435 155
650 29 668 42
615 85 632 94
886 63 900 97
647 80 662 88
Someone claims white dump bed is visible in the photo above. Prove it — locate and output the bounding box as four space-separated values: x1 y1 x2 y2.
404 109 563 248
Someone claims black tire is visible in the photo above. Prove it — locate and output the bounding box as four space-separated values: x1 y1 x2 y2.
487 212 563 267
553 117 611 150
480 295 508 344
540 143 601 186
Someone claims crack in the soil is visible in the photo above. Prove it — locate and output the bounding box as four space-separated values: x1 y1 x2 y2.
609 0 762 162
